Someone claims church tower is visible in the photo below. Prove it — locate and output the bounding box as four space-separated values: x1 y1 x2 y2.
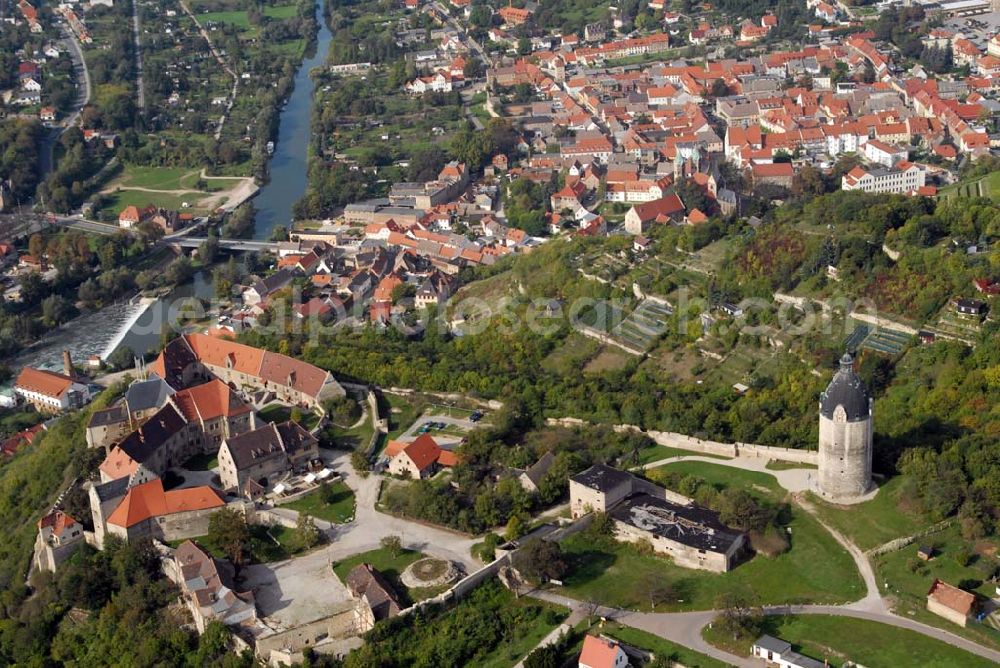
817 353 874 501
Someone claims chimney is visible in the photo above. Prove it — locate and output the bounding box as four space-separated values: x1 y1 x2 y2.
62 350 74 379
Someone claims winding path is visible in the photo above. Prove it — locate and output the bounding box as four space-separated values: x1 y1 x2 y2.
540 452 1000 665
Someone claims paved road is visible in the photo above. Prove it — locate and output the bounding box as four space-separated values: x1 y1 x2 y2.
528 589 1000 666
556 452 1000 664
267 450 481 572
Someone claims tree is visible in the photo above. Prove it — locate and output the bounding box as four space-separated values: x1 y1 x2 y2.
714 589 762 640
165 256 194 285
207 508 252 567
291 514 321 551
380 534 403 558
41 295 74 327
512 539 567 584
637 571 679 610
198 235 219 264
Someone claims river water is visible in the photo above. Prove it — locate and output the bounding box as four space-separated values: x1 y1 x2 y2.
8 3 331 372
252 0 332 240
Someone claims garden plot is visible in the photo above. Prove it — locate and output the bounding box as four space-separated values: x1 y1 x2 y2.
860 327 911 355
610 298 673 352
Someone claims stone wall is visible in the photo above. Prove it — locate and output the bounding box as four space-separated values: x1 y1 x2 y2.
867 519 953 557
546 417 819 465
255 607 356 666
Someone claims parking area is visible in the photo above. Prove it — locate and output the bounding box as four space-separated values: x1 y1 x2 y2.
396 410 487 443
942 12 1000 50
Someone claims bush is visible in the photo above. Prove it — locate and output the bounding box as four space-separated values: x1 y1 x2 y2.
954 548 973 567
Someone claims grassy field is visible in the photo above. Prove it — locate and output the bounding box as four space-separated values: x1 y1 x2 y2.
117 165 201 190
766 459 817 471
541 333 600 375
603 625 729 668
633 444 731 465
939 170 1000 202
101 189 199 214
281 482 356 523
583 346 634 373
804 476 927 551
560 461 864 610
873 523 1000 649
382 392 428 440
170 524 299 563
705 614 998 668
330 546 450 604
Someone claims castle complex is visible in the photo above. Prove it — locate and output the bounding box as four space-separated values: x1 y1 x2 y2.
816 353 874 502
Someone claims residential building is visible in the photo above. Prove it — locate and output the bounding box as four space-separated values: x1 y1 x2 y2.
386 433 457 478
217 421 319 494
578 635 629 668
926 579 976 627
169 540 256 633
14 367 91 412
623 194 685 234
34 510 84 573
345 563 402 633
841 163 925 194
751 635 825 668
150 333 345 409
102 478 226 544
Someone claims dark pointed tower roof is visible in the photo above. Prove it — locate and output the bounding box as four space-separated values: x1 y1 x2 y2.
819 353 871 422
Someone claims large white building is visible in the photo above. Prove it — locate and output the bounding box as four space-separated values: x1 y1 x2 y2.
841 162 925 194
14 367 91 412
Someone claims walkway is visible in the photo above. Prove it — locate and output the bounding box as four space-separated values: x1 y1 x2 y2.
638 454 815 493
552 451 1000 664
267 450 480 572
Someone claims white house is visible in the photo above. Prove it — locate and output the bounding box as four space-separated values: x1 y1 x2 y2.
579 635 629 668
751 635 826 668
842 163 925 194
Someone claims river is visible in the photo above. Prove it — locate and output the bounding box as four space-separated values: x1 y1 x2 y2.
251 0 332 240
8 2 330 372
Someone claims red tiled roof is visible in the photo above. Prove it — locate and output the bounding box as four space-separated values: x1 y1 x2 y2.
38 509 78 535
107 479 225 528
14 367 74 399
927 579 975 617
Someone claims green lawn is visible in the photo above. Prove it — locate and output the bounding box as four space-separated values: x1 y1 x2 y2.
559 461 863 610
766 459 817 471
804 476 928 551
648 460 782 495
258 404 320 430
705 615 998 668
873 524 1000 649
331 546 450 605
333 546 422 583
281 482 356 523
603 625 729 668
382 392 428 440
634 444 732 466
118 165 201 190
101 189 204 214
169 524 299 563
939 170 1000 202
181 452 218 471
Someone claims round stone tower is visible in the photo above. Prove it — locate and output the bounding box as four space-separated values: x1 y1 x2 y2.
817 353 873 501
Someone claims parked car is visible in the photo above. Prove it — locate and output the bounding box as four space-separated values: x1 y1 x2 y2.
470 411 483 422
